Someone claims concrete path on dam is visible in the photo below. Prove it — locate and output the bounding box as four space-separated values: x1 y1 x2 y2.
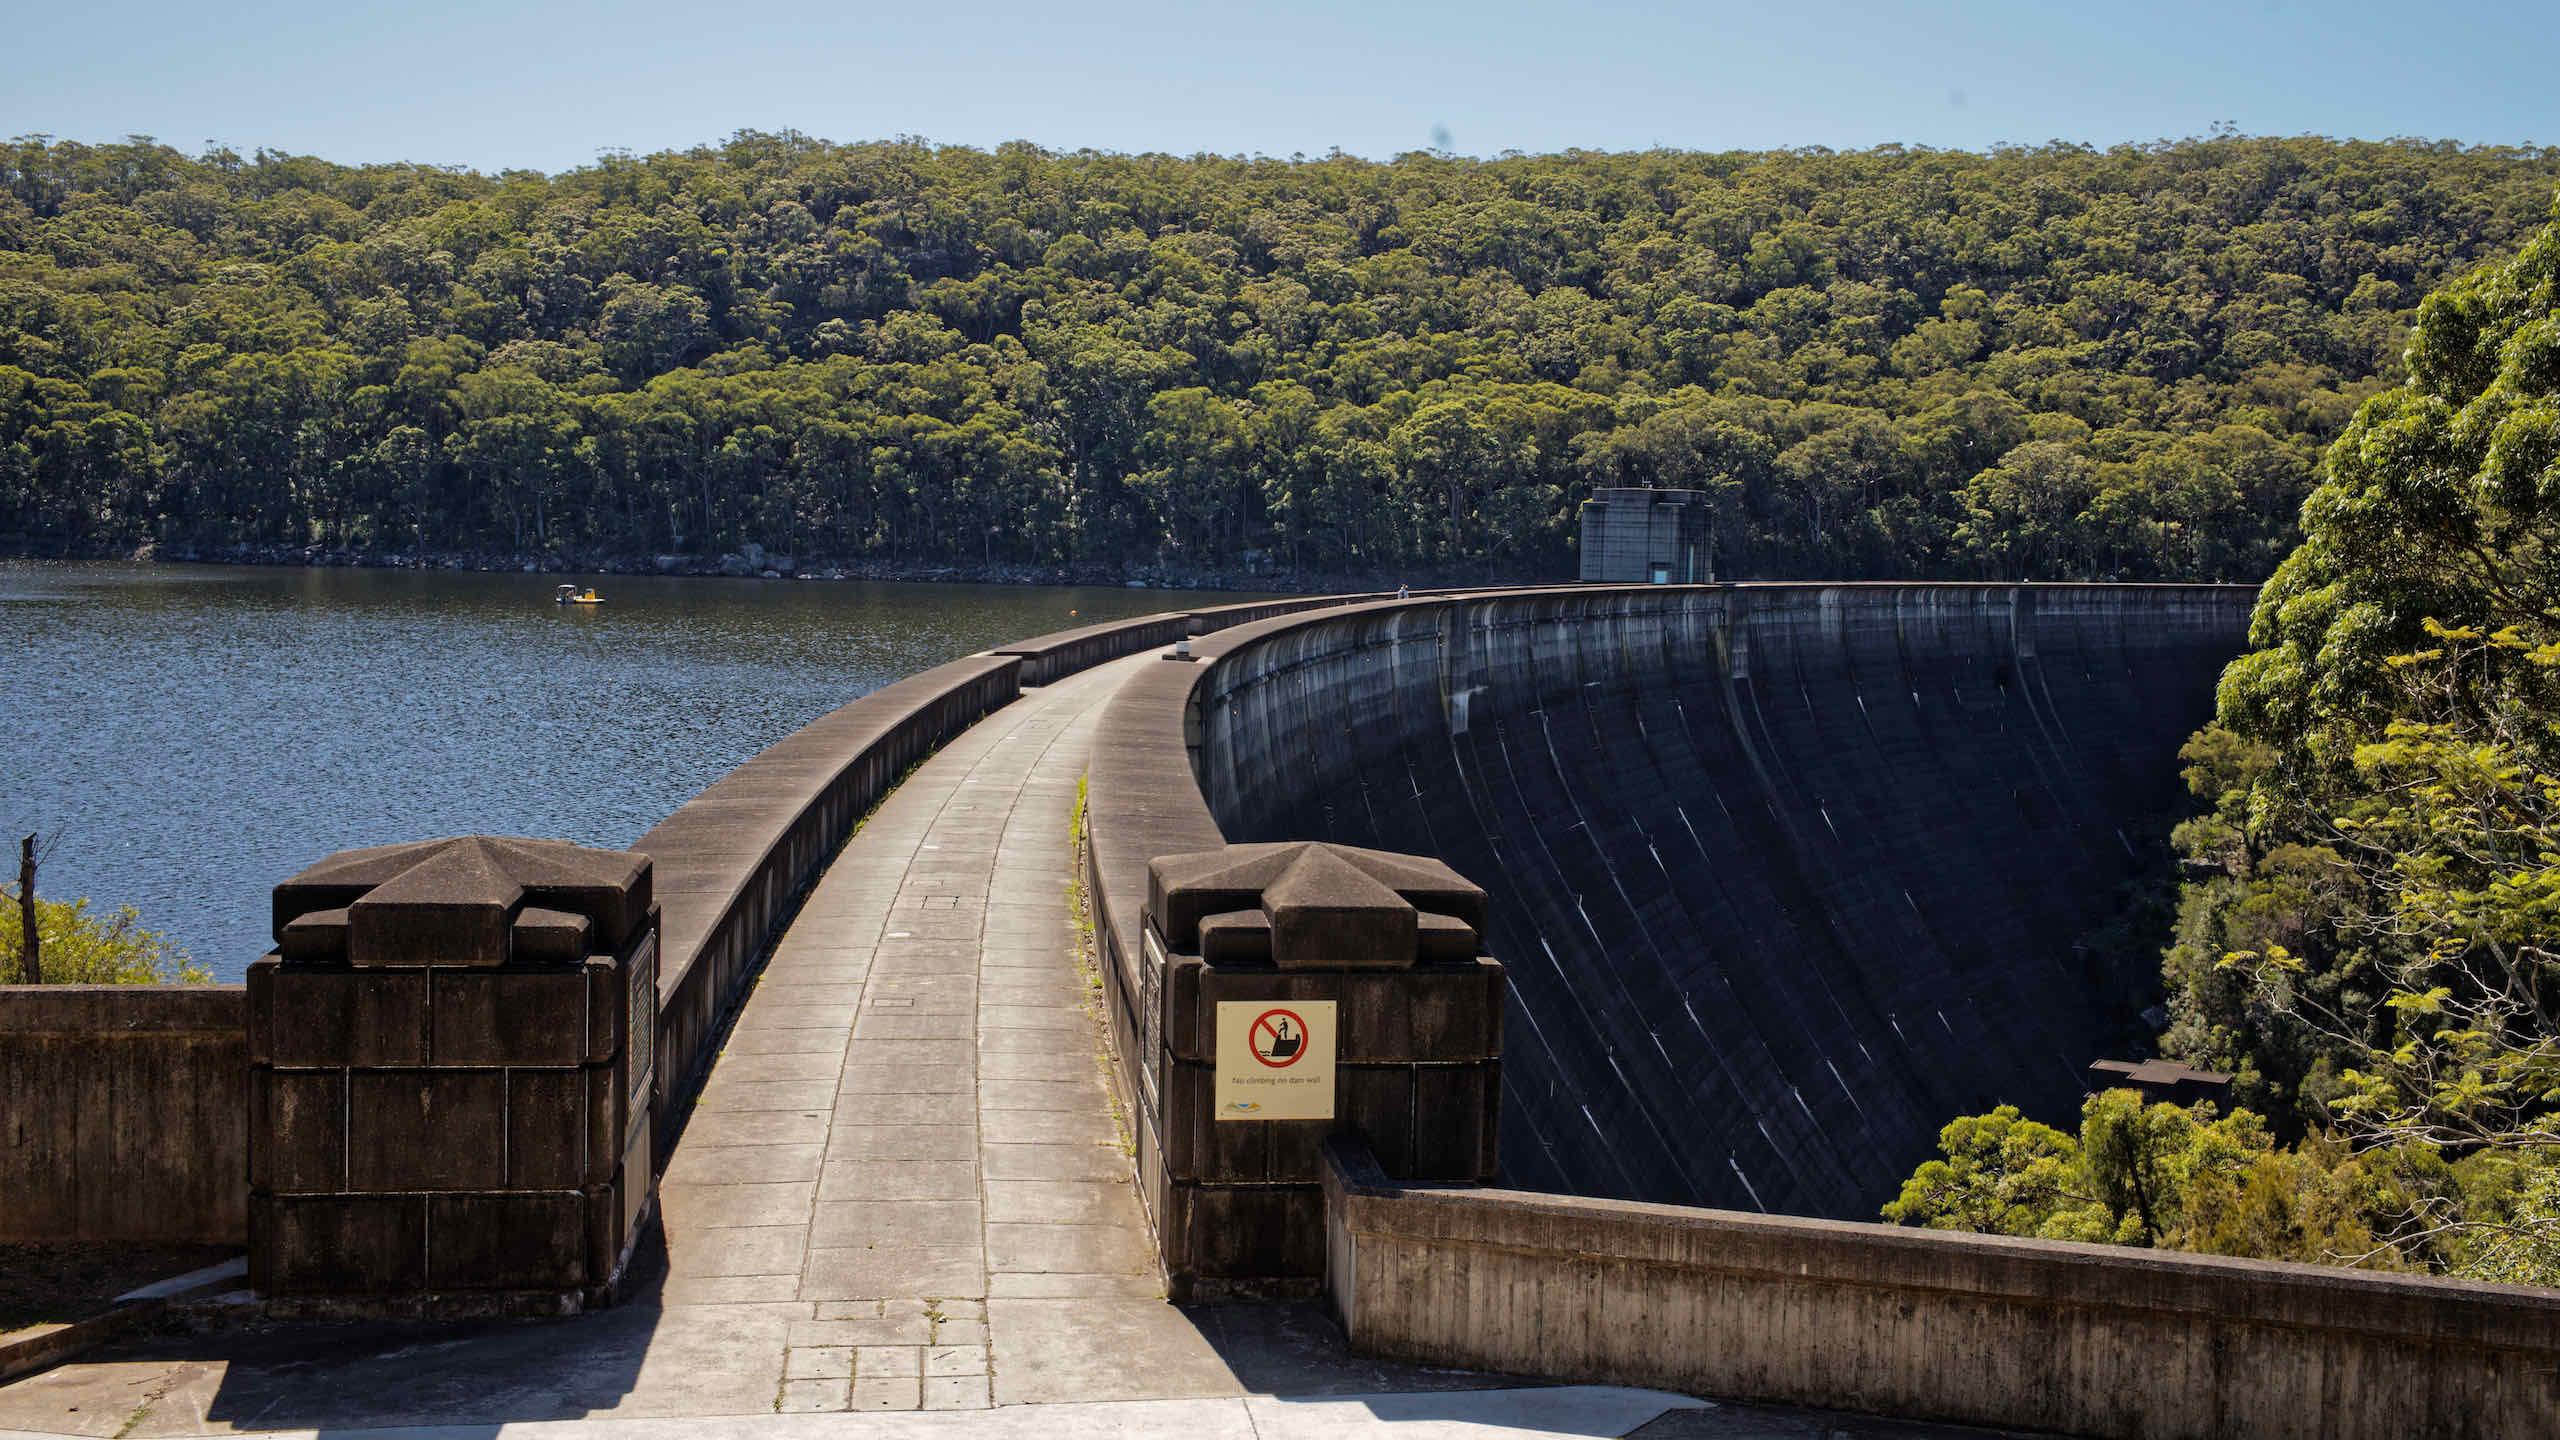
0 650 2045 1440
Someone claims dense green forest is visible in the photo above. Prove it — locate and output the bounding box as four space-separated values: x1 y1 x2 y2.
1890 203 2559 1280
3 131 2556 578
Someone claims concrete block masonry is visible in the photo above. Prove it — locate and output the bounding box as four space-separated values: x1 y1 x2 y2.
247 836 658 1308
1137 841 1504 1299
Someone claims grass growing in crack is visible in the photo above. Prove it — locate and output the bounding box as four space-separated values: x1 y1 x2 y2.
1067 776 1098 1009
1066 774 1137 1159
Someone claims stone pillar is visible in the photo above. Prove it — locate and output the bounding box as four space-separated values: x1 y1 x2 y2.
247 836 658 1310
1139 842 1503 1300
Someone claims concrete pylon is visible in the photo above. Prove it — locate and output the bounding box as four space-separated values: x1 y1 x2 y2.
247 837 658 1311
1138 841 1504 1300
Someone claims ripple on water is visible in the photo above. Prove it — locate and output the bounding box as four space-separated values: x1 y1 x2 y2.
8 561 1280 979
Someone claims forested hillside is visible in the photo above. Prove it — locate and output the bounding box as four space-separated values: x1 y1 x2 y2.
1888 204 2560 1280
4 132 2555 578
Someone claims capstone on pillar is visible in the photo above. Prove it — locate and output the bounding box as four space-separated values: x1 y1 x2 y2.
246 836 658 1310
1139 841 1504 1300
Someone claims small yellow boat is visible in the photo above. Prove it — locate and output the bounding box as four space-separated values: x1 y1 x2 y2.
554 584 605 605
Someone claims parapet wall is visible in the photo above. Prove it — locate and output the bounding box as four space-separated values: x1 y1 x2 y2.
635 653 1024 1148
1322 1138 2560 1440
0 985 246 1243
1191 583 2255 1216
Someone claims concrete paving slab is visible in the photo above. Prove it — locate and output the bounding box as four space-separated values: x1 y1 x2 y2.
977 1050 1104 1083
834 1093 975 1126
704 1051 843 1083
982 1143 1132 1181
811 1202 982 1249
827 1126 979 1163
872 952 983 976
984 1222 1154 1276
657 1182 817 1230
976 983 1086 1011
716 1029 854 1055
979 1106 1116 1147
785 1347 855 1379
984 1271 1167 1299
778 1377 850 1411
976 1077 1107 1110
975 1005 1086 1031
920 1375 992 1410
661 1144 824 1185
754 983 868 1007
854 1012 978 1040
988 1297 1251 1404
696 1078 842 1112
735 1005 859 1031
981 1180 1138 1225
787 1314 937 1348
839 1038 975 1067
851 1375 923 1410
697 1110 831 1146
838 1065 976 1096
666 1225 807 1279
973 1027 1085 1054
819 1161 980 1202
658 1274 806 1305
800 1247 987 1302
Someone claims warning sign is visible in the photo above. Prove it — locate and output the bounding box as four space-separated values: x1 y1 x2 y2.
1215 1000 1336 1121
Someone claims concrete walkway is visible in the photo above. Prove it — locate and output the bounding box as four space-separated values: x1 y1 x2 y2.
0 653 2029 1440
658 652 1178 1411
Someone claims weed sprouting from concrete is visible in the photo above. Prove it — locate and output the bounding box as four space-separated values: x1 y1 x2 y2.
1065 773 1137 1159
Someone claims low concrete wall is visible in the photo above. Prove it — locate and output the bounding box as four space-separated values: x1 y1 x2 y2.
0 985 247 1243
635 655 1022 1147
992 593 1406 685
995 615 1192 685
1321 1139 2560 1440
1083 649 1232 1251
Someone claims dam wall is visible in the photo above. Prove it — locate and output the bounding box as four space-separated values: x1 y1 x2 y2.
1189 583 2256 1217
0 984 246 1243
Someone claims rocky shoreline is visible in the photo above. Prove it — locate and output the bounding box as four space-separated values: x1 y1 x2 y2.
25 540 1511 596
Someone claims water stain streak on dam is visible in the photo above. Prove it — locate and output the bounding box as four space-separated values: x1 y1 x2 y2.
1193 584 2255 1219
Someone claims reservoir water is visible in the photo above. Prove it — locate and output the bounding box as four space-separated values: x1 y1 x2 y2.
7 561 1278 980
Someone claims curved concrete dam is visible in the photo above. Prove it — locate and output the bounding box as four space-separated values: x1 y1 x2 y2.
1191 583 2257 1219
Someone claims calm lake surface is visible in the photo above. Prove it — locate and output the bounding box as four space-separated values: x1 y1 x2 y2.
8 561 1279 980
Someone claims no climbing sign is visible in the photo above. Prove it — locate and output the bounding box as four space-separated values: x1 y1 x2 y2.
1214 1000 1337 1121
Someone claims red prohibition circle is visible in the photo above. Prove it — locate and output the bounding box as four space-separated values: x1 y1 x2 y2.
1249 1007 1310 1068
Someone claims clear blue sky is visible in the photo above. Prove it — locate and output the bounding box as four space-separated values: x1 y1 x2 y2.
10 0 2553 173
